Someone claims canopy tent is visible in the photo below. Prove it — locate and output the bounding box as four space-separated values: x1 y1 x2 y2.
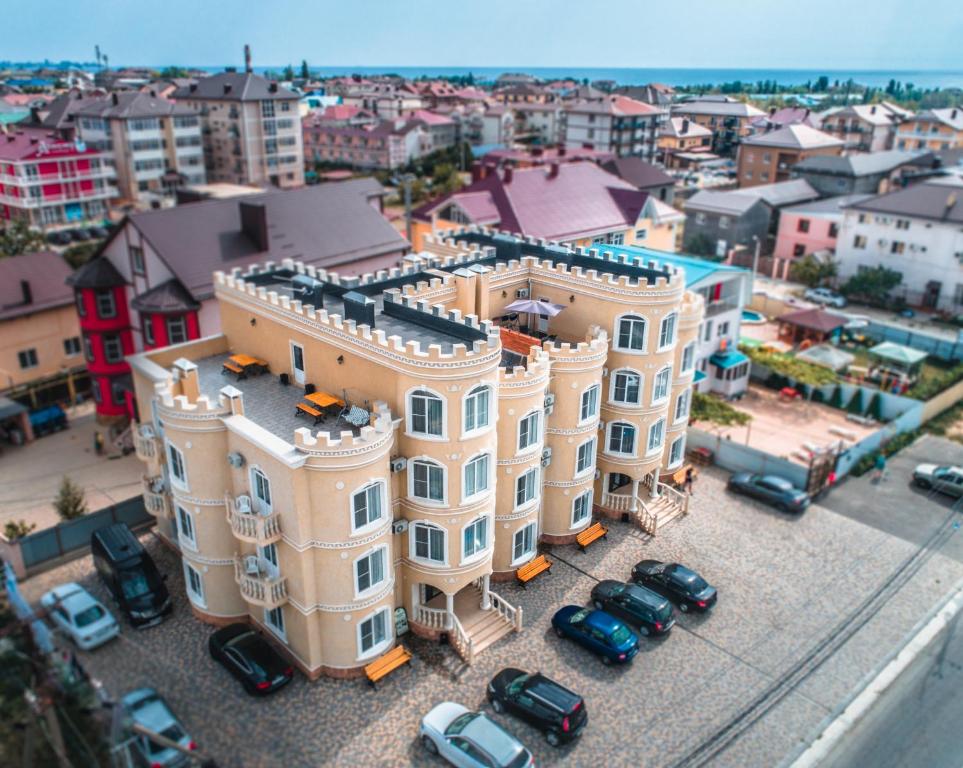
709 350 750 369
868 341 927 369
796 344 855 372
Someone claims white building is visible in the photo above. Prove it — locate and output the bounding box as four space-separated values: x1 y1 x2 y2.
563 95 662 162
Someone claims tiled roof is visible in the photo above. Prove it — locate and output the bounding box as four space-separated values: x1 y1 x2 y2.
662 117 713 139
794 150 924 177
0 251 75 321
686 189 765 216
847 179 963 224
409 109 454 127
672 101 766 118
913 108 963 131
0 125 98 162
67 254 126 289
130 279 200 314
73 92 197 119
172 72 299 102
781 193 874 217
566 95 660 117
748 179 819 207
742 124 844 150
601 157 675 190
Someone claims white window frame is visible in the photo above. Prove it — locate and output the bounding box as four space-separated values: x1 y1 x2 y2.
408 458 447 505
407 387 446 439
647 417 666 455
354 544 388 598
511 521 537 566
572 489 593 528
674 389 691 424
250 467 272 513
357 606 392 660
517 410 541 454
681 341 696 373
575 437 596 477
668 435 687 469
264 606 286 641
579 384 600 423
658 313 678 350
614 313 648 353
606 421 637 457
409 521 447 565
462 452 491 503
462 385 491 436
183 561 205 607
175 504 196 551
514 466 540 511
652 366 672 405
350 480 385 534
461 515 490 564
166 440 188 491
610 369 642 405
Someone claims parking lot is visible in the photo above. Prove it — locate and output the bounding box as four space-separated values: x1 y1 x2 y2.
18 448 963 768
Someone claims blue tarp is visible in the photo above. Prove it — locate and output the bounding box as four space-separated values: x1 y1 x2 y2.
693 370 707 383
601 244 747 289
710 350 749 369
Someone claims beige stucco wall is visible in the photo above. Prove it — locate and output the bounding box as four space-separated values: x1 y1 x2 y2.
0 305 82 389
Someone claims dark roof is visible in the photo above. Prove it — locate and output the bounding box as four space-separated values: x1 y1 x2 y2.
173 72 299 102
847 179 963 224
73 92 197 119
66 256 125 289
0 251 75 320
779 307 848 333
130 279 200 314
117 179 407 301
38 91 104 130
601 157 674 190
794 150 924 178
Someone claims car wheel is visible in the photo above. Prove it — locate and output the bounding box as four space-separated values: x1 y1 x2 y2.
916 478 931 489
546 730 561 747
554 626 565 638
491 697 504 714
422 735 438 755
679 602 689 613
593 600 603 610
602 654 613 665
639 626 650 637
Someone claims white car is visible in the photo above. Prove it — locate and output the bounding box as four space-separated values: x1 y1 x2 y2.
420 702 534 768
41 582 119 650
804 287 847 308
913 464 963 498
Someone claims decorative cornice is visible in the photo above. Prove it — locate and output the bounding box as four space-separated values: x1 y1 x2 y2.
287 579 394 614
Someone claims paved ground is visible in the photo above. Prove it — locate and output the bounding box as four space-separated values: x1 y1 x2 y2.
17 451 963 768
0 403 143 530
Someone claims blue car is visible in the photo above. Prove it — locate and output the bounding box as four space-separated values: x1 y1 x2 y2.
551 605 639 665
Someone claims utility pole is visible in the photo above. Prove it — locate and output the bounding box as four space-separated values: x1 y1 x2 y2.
751 235 761 295
402 173 415 245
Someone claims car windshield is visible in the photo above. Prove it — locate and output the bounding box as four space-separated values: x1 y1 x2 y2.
506 673 529 697
146 723 186 755
231 635 280 677
760 476 793 492
610 625 633 645
671 566 709 594
120 570 154 600
508 750 533 768
570 609 590 624
609 583 626 596
445 712 478 736
934 467 949 478
74 605 105 627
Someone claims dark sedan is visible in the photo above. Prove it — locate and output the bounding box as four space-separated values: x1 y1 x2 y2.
208 623 293 695
727 473 810 512
631 560 717 612
487 668 587 746
551 605 639 664
590 580 675 636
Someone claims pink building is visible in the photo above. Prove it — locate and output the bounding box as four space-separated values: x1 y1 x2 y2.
772 193 871 279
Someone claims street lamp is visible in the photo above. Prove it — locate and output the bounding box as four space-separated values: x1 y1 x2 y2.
751 235 761 294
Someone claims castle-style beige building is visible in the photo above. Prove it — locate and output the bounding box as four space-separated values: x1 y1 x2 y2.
128 228 703 679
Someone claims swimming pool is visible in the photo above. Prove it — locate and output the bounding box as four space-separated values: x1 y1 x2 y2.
742 309 766 324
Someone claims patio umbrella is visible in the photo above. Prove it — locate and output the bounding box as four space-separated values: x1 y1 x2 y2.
503 298 566 317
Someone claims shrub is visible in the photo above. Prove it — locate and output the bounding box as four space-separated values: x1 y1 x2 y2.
2 519 35 540
866 392 883 420
906 362 963 401
742 347 838 386
690 392 752 427
850 430 920 476
846 388 864 414
54 476 87 521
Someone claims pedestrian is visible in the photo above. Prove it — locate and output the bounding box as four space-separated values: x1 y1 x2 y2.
684 466 695 495
94 430 104 456
873 452 887 483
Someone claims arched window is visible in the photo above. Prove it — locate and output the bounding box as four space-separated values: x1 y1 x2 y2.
674 389 691 423
351 481 384 531
463 385 491 434
354 545 387 595
410 521 446 563
357 606 392 659
514 467 540 509
410 459 445 503
576 437 596 476
512 521 538 565
611 370 641 404
647 418 666 455
652 366 672 404
518 410 541 452
572 489 593 528
579 384 600 422
409 389 444 437
681 341 696 373
607 422 636 455
658 312 677 350
668 435 686 468
462 516 489 560
463 453 491 499
251 467 272 512
615 314 647 351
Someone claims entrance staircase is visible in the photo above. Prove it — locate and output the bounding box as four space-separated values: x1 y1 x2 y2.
601 483 690 535
449 583 521 664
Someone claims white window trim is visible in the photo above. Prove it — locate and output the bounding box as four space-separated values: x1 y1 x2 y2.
510 521 538 567
356 605 393 662
350 480 386 535
405 385 448 441
572 489 594 529
182 561 205 608
461 384 493 438
613 312 649 354
578 384 601 424
605 421 637 458
674 389 691 424
165 440 188 491
651 366 673 405
175 504 197 551
460 515 491 566
575 437 596 478
353 544 389 600
408 520 448 566
609 368 643 405
513 466 541 512
647 418 667 456
264 606 287 642
516 409 542 455
407 457 448 506
667 435 687 469
658 313 678 351
249 466 272 513
461 451 493 504
681 341 696 374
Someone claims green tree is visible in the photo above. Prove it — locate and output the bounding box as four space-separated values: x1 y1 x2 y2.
685 233 718 258
54 476 87 521
282 63 295 81
159 65 189 79
62 241 100 269
0 221 45 258
841 266 902 305
431 162 463 196
690 392 752 426
789 254 838 288
3 520 35 540
300 60 310 80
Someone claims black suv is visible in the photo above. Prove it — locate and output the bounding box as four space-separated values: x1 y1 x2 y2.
590 580 675 636
487 668 587 746
631 560 717 613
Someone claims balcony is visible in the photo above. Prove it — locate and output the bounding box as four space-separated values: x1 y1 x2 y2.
703 299 740 317
134 424 160 463
234 557 288 609
142 476 170 517
0 166 116 185
0 186 118 208
226 495 282 544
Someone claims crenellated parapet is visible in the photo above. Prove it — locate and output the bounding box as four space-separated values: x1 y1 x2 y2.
542 326 610 367
498 348 551 391
293 402 395 455
678 290 705 328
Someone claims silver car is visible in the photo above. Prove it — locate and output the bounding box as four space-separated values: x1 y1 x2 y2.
41 582 119 650
804 287 847 308
120 688 196 767
913 464 963 497
420 702 534 768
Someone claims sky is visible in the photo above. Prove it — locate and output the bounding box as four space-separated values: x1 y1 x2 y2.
4 0 963 71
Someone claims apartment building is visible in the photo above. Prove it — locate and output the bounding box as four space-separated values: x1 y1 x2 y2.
658 117 714 167
736 125 844 187
511 103 563 145
895 108 963 152
792 150 924 197
671 99 766 156
563 96 662 162
73 92 206 204
818 102 910 152
0 125 115 229
303 113 427 171
127 229 702 679
173 72 303 188
772 194 872 279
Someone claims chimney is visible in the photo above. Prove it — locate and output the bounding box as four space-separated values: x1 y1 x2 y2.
682 118 689 134
111 92 118 105
769 106 776 116
503 166 513 183
269 81 278 93
953 109 959 120
558 143 567 157
871 105 877 114
189 83 197 93
342 291 376 328
548 162 559 179
239 201 269 251
223 83 233 95
20 280 32 305
244 44 252 74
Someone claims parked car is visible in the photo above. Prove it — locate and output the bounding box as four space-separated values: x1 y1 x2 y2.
90 523 171 627
551 605 639 664
631 560 718 613
420 702 534 768
120 687 196 767
46 230 72 246
88 225 111 239
727 473 810 512
29 405 68 438
487 668 587 746
69 227 92 241
590 580 675 636
208 623 293 695
40 582 119 650
912 464 963 497
804 287 847 308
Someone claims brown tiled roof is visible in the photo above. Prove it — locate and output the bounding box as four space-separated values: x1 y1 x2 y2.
601 157 675 190
0 251 75 321
130 279 200 314
172 72 299 102
779 307 848 333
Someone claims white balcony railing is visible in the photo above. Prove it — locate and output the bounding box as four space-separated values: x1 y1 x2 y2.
142 476 170 517
233 557 288 609
226 495 282 544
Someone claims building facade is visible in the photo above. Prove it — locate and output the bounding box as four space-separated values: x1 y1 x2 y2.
736 125 844 188
128 229 702 680
818 103 909 152
562 96 662 162
895 109 963 152
670 100 766 156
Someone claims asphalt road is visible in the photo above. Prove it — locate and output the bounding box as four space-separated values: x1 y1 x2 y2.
820 607 963 768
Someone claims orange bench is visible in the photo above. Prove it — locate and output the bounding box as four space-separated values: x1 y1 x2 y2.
295 402 323 423
364 644 412 688
221 361 244 376
576 521 608 551
516 554 552 586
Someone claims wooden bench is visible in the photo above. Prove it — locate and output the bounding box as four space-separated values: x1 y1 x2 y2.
576 521 608 551
364 644 412 688
661 464 695 489
221 361 244 377
516 554 552 586
295 402 323 424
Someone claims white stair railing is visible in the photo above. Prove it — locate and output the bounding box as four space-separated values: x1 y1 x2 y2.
449 613 474 664
488 589 523 632
413 604 448 630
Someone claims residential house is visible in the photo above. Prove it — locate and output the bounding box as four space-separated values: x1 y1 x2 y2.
493 83 556 104
173 71 304 188
818 102 911 151
473 144 611 175
750 107 820 132
409 110 457 152
791 150 925 197
658 117 714 167
68 180 409 421
511 103 563 145
127 229 701 679
835 178 963 310
736 124 843 187
303 114 427 171
895 108 963 152
340 85 426 119
670 99 767 156
562 96 662 162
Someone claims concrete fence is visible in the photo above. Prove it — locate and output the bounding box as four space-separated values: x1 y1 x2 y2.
688 427 810 488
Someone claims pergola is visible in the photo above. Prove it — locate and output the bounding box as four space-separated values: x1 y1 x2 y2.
868 341 927 382
778 307 848 345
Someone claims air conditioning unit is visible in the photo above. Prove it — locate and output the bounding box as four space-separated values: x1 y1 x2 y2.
244 555 260 575
594 469 601 480
390 457 407 473
598 421 606 431
227 451 245 468
541 447 552 467
392 519 409 535
878 239 888 246
602 368 609 378
516 288 530 299
235 494 253 514
543 393 555 415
